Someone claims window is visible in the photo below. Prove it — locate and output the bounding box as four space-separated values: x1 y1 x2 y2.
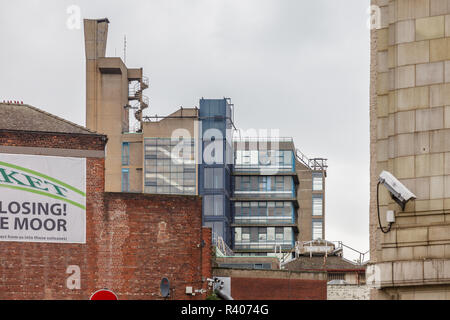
274 202 284 216
275 176 284 191
259 150 272 166
267 202 275 216
328 273 345 281
234 202 242 216
204 168 224 189
121 169 129 192
144 138 196 195
267 227 275 241
258 202 267 208
284 202 293 216
242 151 251 165
312 195 323 216
259 176 267 191
275 202 284 208
241 176 250 190
214 195 224 216
283 151 293 166
278 151 285 166
235 227 242 242
241 202 250 216
249 176 258 190
284 227 292 242
258 228 267 241
257 202 267 216
241 228 250 242
255 150 294 168
250 228 258 242
250 202 259 216
234 176 241 190
312 220 323 240
236 150 254 166
204 195 224 216
275 227 284 241
312 173 323 191
205 221 224 239
122 142 130 165
234 202 293 223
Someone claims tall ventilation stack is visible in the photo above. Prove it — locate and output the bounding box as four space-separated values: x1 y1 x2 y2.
84 18 148 192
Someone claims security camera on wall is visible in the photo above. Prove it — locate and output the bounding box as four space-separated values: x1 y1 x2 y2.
378 171 416 211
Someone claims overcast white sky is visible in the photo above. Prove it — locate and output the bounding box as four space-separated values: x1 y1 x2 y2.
0 0 371 258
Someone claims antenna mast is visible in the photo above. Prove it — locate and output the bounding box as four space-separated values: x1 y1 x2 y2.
124 35 127 64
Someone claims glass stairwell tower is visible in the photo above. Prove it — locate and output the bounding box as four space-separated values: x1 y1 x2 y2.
198 98 234 247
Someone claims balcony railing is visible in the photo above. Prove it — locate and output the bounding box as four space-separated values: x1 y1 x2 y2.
234 241 294 251
234 164 295 173
233 216 294 225
233 190 295 199
233 137 294 143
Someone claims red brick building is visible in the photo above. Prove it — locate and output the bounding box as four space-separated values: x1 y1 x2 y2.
0 102 212 300
213 268 327 300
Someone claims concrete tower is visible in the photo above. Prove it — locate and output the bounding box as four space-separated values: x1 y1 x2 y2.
370 0 450 299
84 18 148 192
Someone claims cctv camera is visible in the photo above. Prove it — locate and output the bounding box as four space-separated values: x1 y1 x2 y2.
379 171 416 211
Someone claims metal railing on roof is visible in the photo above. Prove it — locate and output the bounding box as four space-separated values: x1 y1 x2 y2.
329 241 370 266
279 240 369 268
233 137 294 143
295 149 328 171
230 136 327 171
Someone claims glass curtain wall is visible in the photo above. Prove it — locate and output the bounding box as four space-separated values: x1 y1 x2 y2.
144 138 196 195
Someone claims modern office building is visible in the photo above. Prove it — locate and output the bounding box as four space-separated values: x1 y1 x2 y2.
231 138 327 257
83 18 328 255
232 138 299 256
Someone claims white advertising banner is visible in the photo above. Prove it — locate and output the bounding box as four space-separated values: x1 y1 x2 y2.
0 153 86 244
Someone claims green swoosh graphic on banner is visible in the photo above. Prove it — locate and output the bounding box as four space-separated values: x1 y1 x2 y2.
0 184 86 210
0 161 85 197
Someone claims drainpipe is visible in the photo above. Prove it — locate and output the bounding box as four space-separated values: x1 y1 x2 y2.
215 289 234 300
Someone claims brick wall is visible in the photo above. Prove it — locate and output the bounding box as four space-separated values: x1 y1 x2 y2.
230 277 326 300
0 130 106 150
91 192 210 300
214 268 327 300
0 130 211 300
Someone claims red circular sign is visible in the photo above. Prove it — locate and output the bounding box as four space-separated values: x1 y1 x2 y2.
90 289 118 300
